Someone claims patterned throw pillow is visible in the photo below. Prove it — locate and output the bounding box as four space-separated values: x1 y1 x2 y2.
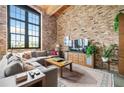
6 53 13 59
50 50 58 55
22 52 31 59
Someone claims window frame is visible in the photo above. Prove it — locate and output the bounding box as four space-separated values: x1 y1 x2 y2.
7 5 41 49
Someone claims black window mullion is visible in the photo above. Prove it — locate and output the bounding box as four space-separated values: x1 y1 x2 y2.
7 6 11 49
25 11 28 48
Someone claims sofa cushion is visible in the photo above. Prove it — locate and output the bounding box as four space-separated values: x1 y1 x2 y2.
31 51 37 57
4 61 23 77
23 63 34 71
27 62 41 67
35 51 47 57
37 65 47 72
25 56 47 63
4 55 24 77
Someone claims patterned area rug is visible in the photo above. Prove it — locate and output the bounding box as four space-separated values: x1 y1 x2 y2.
58 64 114 87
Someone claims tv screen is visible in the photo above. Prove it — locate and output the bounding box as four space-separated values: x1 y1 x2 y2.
78 39 83 48
74 40 78 48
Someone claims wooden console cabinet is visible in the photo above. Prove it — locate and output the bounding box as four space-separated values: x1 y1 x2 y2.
67 51 94 68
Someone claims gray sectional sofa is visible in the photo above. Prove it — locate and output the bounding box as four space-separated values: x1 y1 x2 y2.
0 50 58 87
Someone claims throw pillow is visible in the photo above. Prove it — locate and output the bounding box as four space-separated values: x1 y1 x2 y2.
22 52 31 59
36 50 47 57
7 55 22 64
6 53 13 59
50 50 58 55
4 61 23 77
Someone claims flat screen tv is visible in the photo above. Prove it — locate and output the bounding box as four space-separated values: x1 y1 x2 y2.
69 39 85 51
74 40 78 48
78 39 83 48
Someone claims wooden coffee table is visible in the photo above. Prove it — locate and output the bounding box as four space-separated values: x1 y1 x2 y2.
45 58 73 77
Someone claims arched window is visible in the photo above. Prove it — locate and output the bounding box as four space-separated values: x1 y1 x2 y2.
8 5 41 49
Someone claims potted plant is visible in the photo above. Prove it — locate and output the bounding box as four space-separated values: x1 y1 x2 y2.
102 44 116 62
85 42 96 67
86 43 96 57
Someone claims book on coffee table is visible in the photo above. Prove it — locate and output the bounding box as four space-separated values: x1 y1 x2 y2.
51 57 64 62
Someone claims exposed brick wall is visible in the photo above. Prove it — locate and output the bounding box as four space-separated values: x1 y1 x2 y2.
0 5 7 59
57 5 120 68
42 13 57 50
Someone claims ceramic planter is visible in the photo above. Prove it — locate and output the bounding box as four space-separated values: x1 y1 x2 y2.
102 57 109 63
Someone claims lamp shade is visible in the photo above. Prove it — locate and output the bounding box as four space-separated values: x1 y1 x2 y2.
56 44 60 48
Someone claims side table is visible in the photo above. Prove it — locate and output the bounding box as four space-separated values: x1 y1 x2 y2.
16 69 46 87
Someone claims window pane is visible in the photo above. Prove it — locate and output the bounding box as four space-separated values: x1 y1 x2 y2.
10 19 15 26
36 19 39 24
21 35 25 42
16 7 21 14
28 24 32 30
10 5 16 12
35 37 39 43
28 12 39 25
11 34 16 41
29 36 33 47
35 31 39 36
29 36 39 47
28 30 32 35
10 5 16 18
36 15 39 20
20 22 25 34
20 9 25 21
16 28 20 34
20 41 24 47
20 15 25 21
11 41 15 48
28 24 40 36
28 12 33 23
10 26 15 33
16 35 20 41
16 13 21 20
16 21 20 28
35 15 39 24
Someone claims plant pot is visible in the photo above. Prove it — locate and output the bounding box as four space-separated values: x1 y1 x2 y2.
102 57 108 63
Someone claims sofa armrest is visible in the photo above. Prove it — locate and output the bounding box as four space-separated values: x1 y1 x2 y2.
42 66 58 87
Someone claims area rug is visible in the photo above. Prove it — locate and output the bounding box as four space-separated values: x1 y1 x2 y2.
58 64 114 87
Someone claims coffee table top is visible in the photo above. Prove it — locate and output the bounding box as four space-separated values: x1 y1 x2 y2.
45 58 72 67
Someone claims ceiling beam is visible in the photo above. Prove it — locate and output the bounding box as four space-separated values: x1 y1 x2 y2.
32 5 70 16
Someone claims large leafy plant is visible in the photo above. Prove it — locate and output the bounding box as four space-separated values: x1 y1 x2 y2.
102 44 116 58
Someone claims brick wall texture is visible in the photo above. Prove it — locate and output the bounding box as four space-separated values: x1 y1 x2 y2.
42 13 57 50
0 5 7 59
57 5 121 67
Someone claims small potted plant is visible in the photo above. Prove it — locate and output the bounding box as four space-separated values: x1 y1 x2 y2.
85 42 96 67
102 44 116 62
86 44 96 57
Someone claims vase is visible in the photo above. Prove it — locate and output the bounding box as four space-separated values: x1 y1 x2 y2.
102 57 108 63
